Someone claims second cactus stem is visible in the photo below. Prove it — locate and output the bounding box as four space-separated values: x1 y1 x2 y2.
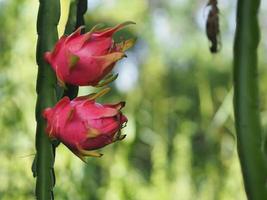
62 0 88 99
233 0 267 199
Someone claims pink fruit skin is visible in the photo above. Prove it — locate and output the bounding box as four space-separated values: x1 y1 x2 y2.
43 96 127 159
44 22 135 86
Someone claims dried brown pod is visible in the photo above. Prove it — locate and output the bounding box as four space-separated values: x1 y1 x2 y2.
206 0 221 53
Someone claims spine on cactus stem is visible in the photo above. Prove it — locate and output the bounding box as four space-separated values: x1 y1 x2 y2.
35 0 60 199
233 0 267 199
62 0 88 99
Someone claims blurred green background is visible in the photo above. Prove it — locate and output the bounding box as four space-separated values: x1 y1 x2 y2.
2 0 267 199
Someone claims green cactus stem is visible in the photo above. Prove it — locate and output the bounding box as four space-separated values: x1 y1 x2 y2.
76 0 87 30
233 0 267 199
64 0 78 35
35 0 60 199
62 0 87 99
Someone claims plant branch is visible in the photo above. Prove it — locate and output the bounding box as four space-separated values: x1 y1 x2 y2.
233 0 267 199
62 0 87 99
35 0 60 199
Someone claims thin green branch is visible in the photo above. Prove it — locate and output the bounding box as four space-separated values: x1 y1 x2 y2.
76 0 87 30
62 0 87 99
233 0 267 199
64 0 78 35
35 0 60 199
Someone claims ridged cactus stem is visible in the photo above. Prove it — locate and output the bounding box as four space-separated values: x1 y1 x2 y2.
35 0 60 199
62 0 87 99
233 0 267 199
